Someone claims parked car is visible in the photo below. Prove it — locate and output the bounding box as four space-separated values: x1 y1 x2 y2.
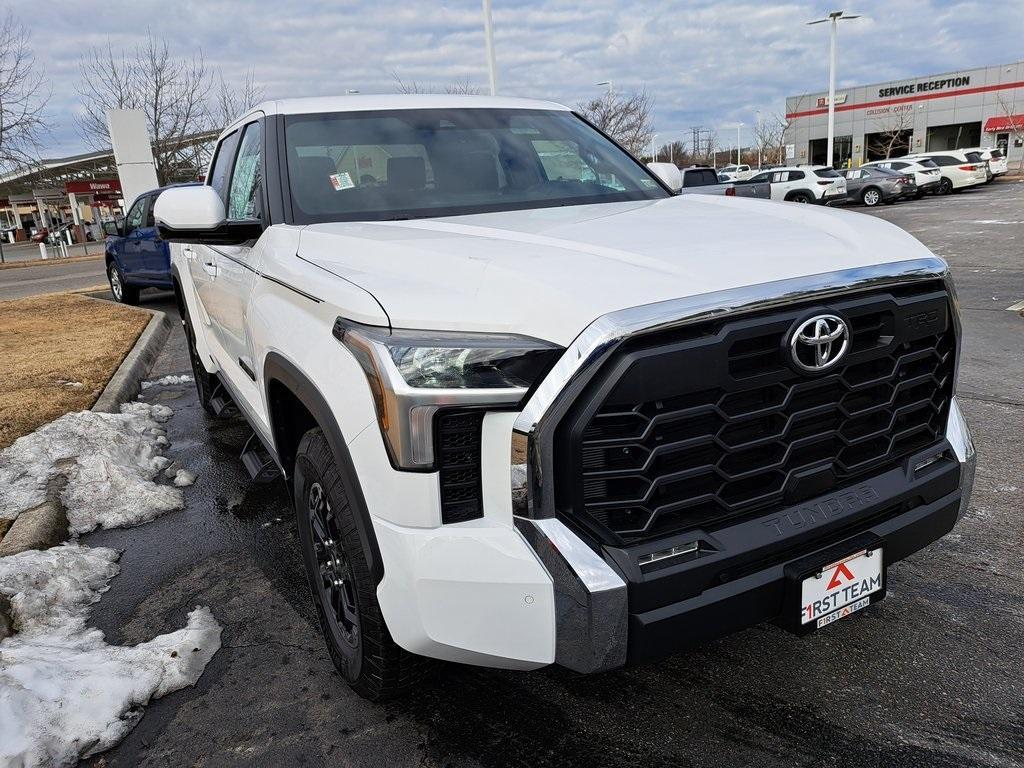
647 163 771 199
840 166 916 206
718 163 753 181
862 158 942 198
29 227 48 243
746 165 847 204
104 184 199 304
962 147 1008 179
903 150 987 194
154 95 974 701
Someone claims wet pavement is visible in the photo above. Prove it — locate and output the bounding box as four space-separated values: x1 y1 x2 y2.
81 182 1024 768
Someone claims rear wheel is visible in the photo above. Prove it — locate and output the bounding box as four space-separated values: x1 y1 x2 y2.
108 262 139 305
861 187 882 207
294 428 428 701
788 192 813 204
938 177 953 195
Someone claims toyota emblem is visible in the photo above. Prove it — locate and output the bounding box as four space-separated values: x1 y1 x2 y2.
789 314 849 372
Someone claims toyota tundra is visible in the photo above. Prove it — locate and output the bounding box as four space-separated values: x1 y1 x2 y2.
154 95 975 701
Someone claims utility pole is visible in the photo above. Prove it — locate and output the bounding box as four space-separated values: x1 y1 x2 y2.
482 0 498 96
756 110 762 169
807 10 861 167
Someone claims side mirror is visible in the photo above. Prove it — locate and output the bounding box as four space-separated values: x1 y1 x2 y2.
102 221 120 238
154 186 262 245
647 162 682 193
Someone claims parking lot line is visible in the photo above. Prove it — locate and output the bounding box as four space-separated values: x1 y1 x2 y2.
1005 299 1024 312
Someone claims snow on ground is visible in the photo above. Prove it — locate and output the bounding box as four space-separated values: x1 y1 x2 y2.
0 544 221 767
0 403 186 533
141 374 193 390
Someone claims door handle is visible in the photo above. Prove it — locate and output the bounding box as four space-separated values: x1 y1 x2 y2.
182 246 196 262
201 258 218 277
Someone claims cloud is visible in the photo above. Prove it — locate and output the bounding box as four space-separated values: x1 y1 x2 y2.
24 0 1024 155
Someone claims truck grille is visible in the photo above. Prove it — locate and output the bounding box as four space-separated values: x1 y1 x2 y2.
558 284 955 545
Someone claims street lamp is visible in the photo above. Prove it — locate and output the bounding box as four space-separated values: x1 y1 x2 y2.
807 10 861 167
756 110 762 169
736 122 743 166
482 0 498 95
595 81 613 96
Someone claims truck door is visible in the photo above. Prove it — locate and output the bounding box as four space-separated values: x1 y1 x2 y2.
119 196 148 278
201 118 267 409
187 129 240 349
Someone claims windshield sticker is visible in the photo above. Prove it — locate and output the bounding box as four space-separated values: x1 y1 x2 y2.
640 179 658 188
330 172 354 190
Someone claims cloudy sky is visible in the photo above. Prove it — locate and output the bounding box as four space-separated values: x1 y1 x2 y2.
23 0 1024 156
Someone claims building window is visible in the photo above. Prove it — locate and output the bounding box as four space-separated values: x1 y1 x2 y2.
809 135 853 168
926 122 981 152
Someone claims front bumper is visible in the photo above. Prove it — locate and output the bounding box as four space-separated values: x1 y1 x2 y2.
516 395 974 673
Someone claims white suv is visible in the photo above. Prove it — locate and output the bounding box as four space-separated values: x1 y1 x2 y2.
155 95 975 700
747 165 847 204
905 150 987 193
718 164 752 181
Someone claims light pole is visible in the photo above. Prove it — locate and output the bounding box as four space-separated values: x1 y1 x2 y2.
807 10 861 167
482 0 498 96
595 81 613 96
736 122 743 166
756 110 762 169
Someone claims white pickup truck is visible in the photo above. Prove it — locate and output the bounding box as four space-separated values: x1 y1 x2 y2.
155 95 975 701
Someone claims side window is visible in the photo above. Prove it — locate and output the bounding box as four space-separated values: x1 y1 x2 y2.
771 171 786 183
124 197 146 235
788 170 805 181
750 172 771 182
227 121 263 220
931 156 954 167
208 130 240 203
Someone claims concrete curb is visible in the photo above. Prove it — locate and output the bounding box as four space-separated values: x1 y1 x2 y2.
91 306 172 414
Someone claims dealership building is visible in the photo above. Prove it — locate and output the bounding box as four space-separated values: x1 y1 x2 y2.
783 61 1024 167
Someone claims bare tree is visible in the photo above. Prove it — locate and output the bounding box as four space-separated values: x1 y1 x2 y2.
655 139 688 167
392 71 482 95
754 114 787 166
214 68 263 129
576 89 655 158
996 93 1024 172
0 11 48 174
868 108 914 159
78 32 213 185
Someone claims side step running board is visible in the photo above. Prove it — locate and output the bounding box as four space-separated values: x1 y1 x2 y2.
241 432 282 484
208 380 239 418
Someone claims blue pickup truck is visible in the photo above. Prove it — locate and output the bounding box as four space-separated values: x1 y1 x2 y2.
104 184 198 304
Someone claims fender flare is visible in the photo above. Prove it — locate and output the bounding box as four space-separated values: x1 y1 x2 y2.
263 351 384 585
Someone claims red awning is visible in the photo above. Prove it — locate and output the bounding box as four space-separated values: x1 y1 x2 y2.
984 115 1024 132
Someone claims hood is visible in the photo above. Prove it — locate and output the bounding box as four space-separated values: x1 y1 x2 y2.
299 195 938 346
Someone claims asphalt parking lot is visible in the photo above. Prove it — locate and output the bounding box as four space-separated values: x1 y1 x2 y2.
81 181 1024 768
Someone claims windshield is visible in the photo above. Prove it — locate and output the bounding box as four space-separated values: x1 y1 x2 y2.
283 108 668 222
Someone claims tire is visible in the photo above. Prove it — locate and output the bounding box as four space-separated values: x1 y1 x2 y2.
294 428 428 701
914 190 925 200
108 261 140 305
175 283 218 415
788 192 813 204
938 177 953 195
861 187 882 207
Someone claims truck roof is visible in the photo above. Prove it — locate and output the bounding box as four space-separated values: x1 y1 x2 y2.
243 94 571 121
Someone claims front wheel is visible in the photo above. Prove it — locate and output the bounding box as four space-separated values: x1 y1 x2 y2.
294 428 429 701
108 262 139 305
861 187 882 207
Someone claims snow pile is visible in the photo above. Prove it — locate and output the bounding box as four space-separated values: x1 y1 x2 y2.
0 403 185 533
141 374 193 390
0 544 221 767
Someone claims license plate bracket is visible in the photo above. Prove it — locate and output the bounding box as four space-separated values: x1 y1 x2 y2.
779 532 886 636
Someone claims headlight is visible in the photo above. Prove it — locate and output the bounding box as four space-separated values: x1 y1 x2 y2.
334 319 562 470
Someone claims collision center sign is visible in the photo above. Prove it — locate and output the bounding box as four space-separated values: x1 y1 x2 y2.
878 75 970 99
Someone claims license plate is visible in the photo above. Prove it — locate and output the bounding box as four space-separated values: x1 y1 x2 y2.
800 549 882 628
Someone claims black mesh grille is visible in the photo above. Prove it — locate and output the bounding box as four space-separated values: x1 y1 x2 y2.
437 410 485 524
561 284 956 545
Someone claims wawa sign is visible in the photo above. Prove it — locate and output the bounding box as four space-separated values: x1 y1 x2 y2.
64 179 122 195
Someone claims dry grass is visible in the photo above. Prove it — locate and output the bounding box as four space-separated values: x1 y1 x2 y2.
0 253 103 271
0 293 150 448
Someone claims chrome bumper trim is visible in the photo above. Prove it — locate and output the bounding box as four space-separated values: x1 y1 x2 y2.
946 396 976 519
